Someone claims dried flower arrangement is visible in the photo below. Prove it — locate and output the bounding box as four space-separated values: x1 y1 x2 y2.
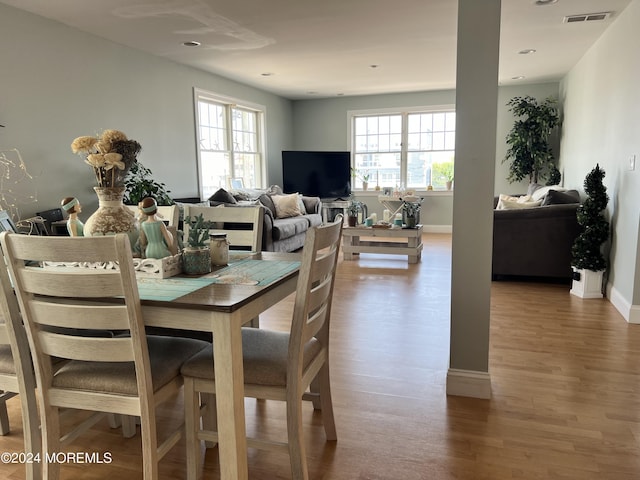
71 129 141 187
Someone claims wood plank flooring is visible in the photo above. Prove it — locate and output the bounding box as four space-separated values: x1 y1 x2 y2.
1 233 639 479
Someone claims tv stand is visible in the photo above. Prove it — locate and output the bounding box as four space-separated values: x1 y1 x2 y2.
321 199 350 223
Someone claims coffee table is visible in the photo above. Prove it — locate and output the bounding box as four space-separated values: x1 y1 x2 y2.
342 224 423 263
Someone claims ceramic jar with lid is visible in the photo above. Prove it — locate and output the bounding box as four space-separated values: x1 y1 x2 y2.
209 233 229 266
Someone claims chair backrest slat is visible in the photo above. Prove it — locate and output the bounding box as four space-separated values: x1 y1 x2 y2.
20 269 124 298
184 205 264 251
38 332 134 362
29 300 131 331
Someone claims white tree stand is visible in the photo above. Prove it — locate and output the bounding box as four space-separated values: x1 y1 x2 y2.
570 268 604 299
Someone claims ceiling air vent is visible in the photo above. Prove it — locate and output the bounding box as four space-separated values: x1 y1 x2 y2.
564 12 612 23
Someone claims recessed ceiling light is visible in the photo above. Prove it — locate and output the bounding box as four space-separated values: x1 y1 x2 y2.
519 49 537 55
369 64 379 69
261 72 274 77
512 75 526 80
182 41 201 47
535 0 558 5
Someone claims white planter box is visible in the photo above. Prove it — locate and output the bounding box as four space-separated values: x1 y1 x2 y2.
570 267 604 299
44 253 183 279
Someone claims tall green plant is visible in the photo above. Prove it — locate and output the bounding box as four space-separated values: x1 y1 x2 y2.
503 96 559 184
571 164 609 271
123 162 173 205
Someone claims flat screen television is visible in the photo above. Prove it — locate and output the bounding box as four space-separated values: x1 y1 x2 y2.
282 151 351 200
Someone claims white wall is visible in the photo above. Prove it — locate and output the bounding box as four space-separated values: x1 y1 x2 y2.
0 4 293 221
559 0 640 318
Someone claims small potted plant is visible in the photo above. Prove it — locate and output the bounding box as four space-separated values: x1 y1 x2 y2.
346 200 362 227
401 199 422 229
182 213 211 274
351 168 371 191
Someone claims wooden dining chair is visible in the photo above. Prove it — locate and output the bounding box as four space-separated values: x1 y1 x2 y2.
124 204 178 228
180 217 343 480
183 204 264 252
0 254 41 480
0 232 210 480
156 205 179 228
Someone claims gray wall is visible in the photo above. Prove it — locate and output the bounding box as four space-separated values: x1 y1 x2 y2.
559 0 640 318
0 3 293 221
291 83 559 227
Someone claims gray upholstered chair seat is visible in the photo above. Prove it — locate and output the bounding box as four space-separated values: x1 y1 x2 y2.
0 346 16 375
54 336 209 396
181 327 320 387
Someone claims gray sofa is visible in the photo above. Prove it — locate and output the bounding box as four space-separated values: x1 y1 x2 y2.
492 189 581 280
256 193 322 252
175 186 322 253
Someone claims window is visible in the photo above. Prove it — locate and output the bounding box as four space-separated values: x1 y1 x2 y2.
350 107 456 190
194 88 265 199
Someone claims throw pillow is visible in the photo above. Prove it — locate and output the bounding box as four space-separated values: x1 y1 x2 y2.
531 185 567 202
496 194 542 210
297 194 306 214
527 183 542 196
272 193 304 219
208 188 237 204
258 193 276 217
542 189 580 206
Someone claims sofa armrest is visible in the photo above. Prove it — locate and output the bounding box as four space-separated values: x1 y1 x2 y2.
492 204 581 279
302 196 321 215
262 207 275 251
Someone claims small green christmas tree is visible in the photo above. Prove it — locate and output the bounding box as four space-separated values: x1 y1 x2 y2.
571 164 609 271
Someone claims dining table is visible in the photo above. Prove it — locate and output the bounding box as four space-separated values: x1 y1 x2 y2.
137 251 301 480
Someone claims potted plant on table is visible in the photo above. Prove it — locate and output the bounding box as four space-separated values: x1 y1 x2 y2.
401 199 422 229
570 164 609 298
182 213 212 275
346 200 363 227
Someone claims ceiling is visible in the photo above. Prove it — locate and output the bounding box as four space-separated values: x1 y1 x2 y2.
1 0 632 99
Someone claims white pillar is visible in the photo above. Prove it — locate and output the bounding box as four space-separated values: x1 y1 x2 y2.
447 0 501 399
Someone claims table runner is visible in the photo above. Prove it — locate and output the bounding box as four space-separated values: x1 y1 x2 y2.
137 259 300 301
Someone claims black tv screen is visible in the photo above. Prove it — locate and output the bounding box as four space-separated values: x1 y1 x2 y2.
282 151 351 199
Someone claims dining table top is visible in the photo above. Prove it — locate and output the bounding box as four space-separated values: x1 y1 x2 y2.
138 251 301 313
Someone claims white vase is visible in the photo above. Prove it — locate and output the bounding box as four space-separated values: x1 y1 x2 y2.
570 267 604 299
84 187 138 245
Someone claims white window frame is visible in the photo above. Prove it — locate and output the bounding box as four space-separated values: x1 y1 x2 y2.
348 104 456 191
193 87 266 199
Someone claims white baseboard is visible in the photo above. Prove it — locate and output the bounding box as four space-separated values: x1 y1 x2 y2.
608 283 640 324
423 224 452 234
446 368 492 399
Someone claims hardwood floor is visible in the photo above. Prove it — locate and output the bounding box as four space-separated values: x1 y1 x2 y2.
1 233 639 479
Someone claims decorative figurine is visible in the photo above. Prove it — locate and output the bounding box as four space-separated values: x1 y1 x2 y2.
138 197 174 259
60 196 84 236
